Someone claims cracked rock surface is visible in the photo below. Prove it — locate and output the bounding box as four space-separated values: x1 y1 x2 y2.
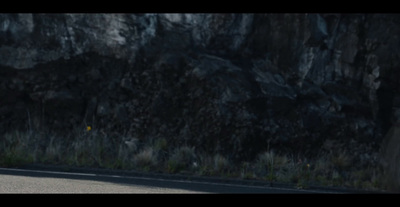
1 13 400 171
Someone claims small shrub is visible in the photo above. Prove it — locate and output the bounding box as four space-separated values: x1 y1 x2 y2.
167 146 196 173
313 156 332 176
330 151 352 171
196 154 214 176
153 138 168 161
167 159 181 173
153 138 168 152
133 147 157 171
116 138 139 167
0 151 34 167
331 170 345 186
240 162 253 179
69 130 109 167
124 138 139 153
255 151 289 181
42 136 63 163
0 131 35 167
213 154 230 174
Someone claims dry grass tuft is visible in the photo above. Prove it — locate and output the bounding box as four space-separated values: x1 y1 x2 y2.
133 147 158 171
167 146 197 173
213 154 230 173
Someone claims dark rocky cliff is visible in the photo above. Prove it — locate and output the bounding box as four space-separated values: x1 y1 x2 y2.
1 13 400 168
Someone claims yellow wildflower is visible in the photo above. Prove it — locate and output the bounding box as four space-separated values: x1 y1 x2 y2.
86 126 92 131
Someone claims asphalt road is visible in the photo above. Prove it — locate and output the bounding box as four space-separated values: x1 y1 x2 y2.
0 166 376 194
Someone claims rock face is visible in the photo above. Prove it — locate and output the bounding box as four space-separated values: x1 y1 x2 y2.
380 121 400 191
1 13 400 165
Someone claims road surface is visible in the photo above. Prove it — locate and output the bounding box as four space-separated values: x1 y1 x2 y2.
0 166 374 194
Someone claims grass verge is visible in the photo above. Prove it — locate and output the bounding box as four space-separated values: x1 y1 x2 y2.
0 128 387 192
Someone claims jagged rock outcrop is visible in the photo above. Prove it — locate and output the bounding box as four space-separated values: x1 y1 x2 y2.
1 13 400 169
